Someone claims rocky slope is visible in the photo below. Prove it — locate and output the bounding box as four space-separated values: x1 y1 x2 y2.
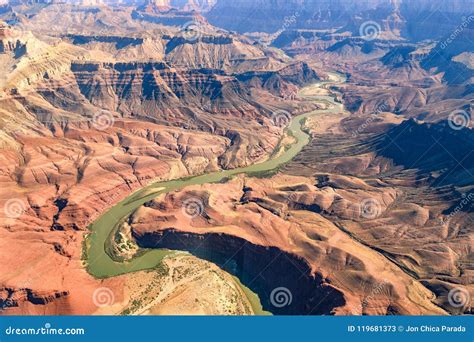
127 114 474 315
129 174 445 315
0 0 472 317
207 0 474 40
304 22 473 125
0 13 320 315
207 0 387 33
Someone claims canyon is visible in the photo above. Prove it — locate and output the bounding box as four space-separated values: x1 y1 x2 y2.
0 0 472 316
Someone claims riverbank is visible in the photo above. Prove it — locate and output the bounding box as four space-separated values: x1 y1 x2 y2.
84 72 347 313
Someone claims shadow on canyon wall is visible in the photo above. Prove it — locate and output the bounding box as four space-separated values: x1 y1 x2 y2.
134 229 346 315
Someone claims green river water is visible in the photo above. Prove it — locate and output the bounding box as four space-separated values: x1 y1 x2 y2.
84 72 346 313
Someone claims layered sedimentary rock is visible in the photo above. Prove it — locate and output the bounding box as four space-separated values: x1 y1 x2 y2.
207 0 473 41
128 114 474 315
0 14 319 315
283 118 474 315
207 0 387 33
129 174 444 315
0 0 472 317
